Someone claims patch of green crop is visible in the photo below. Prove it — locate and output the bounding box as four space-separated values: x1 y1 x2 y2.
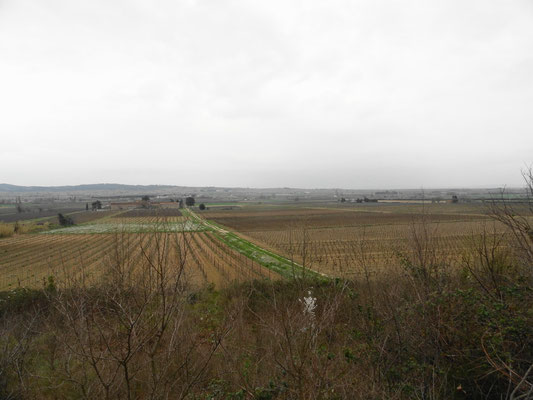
211 230 327 281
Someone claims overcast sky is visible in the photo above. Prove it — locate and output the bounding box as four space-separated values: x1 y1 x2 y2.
0 0 532 188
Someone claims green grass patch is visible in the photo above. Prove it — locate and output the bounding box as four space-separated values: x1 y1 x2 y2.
176 209 327 280
211 230 327 281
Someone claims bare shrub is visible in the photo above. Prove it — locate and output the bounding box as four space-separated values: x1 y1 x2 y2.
41 221 230 399
488 167 533 271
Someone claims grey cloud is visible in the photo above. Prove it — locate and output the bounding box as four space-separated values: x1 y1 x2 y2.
0 0 531 187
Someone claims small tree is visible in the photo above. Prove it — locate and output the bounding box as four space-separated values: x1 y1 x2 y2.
58 213 74 226
141 195 151 209
199 203 206 210
85 203 89 211
91 200 102 211
185 197 195 207
16 197 23 213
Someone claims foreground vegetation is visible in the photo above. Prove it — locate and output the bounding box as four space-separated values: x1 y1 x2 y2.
0 223 532 399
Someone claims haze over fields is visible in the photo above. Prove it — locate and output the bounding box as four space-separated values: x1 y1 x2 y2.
1 0 532 188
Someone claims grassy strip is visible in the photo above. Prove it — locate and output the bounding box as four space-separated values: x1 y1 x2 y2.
168 209 327 280
211 230 326 280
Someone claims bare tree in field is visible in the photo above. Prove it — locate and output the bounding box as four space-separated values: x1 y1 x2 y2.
488 167 533 270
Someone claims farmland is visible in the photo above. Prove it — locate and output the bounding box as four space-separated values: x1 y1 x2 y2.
0 193 532 399
0 206 279 290
0 201 519 289
202 203 513 277
0 201 86 223
0 229 277 290
44 220 202 234
115 208 183 217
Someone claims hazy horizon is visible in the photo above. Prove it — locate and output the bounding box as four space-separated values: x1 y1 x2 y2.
0 181 527 192
1 0 532 188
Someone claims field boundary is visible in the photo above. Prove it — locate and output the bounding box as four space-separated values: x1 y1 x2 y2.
185 209 329 280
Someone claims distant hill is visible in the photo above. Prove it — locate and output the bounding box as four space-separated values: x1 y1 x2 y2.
0 183 179 193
